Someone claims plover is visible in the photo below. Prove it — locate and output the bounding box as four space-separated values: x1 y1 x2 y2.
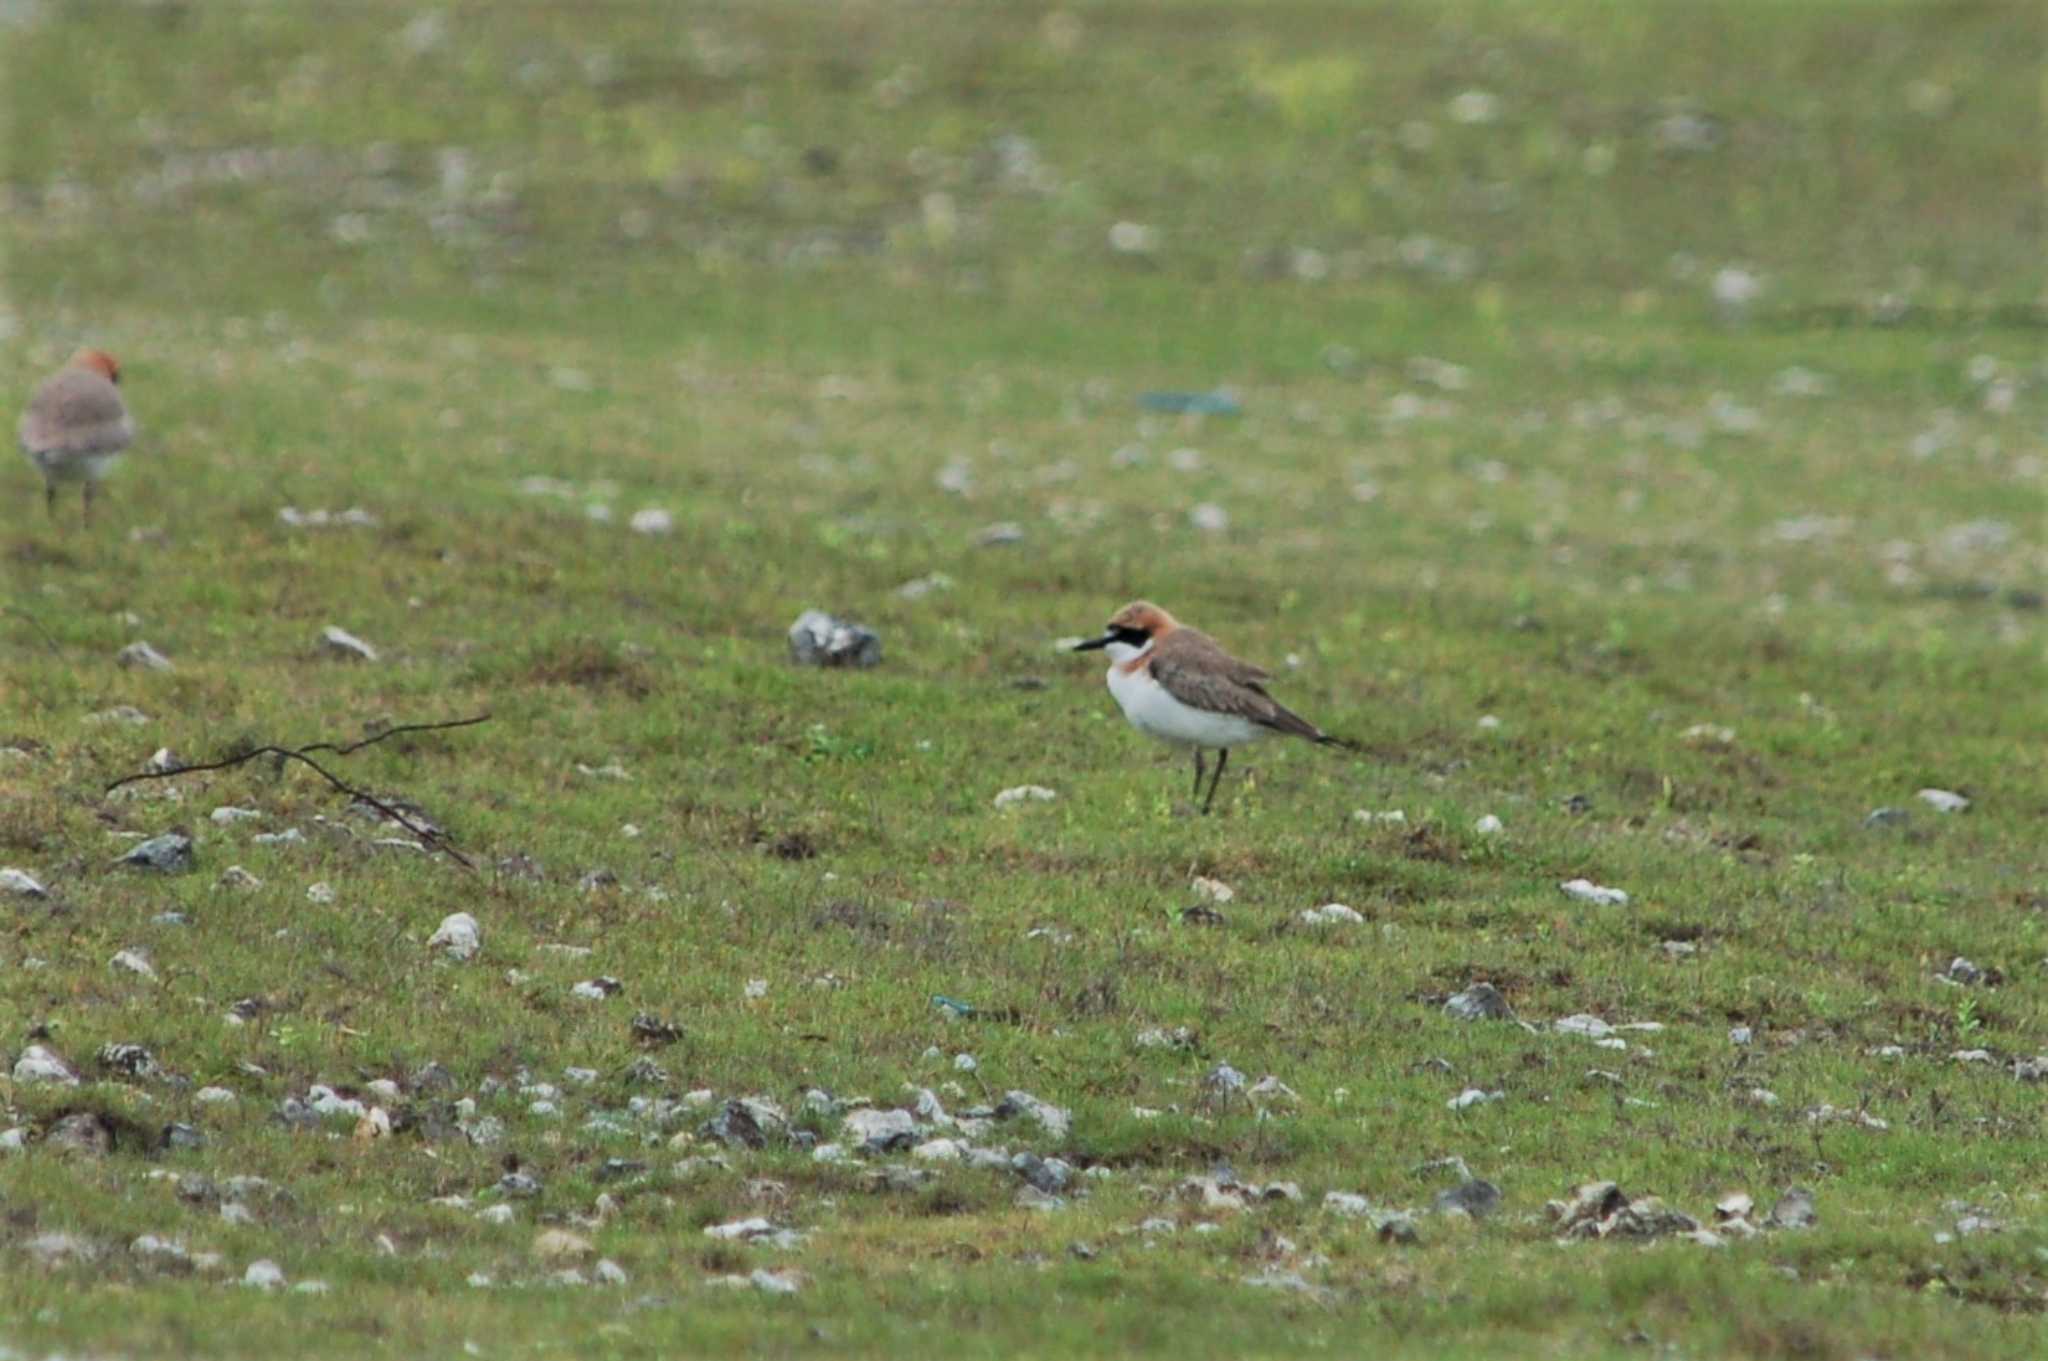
1074 600 1355 813
18 348 135 525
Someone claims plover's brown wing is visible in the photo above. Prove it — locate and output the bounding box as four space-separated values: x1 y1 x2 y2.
21 370 132 457
1147 630 1325 741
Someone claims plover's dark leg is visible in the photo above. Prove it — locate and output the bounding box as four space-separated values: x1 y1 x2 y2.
1202 749 1230 815
45 481 58 521
1192 749 1207 802
82 480 96 527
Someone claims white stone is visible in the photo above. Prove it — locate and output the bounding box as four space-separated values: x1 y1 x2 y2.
843 1108 918 1144
1559 878 1629 907
111 948 159 980
993 785 1057 809
1916 788 1970 813
242 1259 286 1290
13 1044 78 1085
0 867 47 897
1298 903 1364 926
319 625 379 661
427 912 482 960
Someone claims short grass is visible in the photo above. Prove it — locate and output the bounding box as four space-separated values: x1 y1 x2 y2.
2 2 2045 1357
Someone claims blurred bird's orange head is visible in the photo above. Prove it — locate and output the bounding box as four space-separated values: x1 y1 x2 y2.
70 349 122 384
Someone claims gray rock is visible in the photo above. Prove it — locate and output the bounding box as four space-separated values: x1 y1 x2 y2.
1942 956 1987 986
1016 1186 1067 1212
427 912 482 960
972 521 1025 547
242 1259 286 1289
788 610 882 668
88 704 151 726
700 1098 784 1150
13 1044 79 1086
1765 1187 1817 1230
111 947 159 980
27 1232 100 1268
115 833 195 874
131 1235 193 1270
496 1171 544 1199
1 866 49 897
1434 1178 1502 1219
98 1042 158 1077
996 1089 1072 1140
1011 1152 1073 1194
1242 1270 1331 1302
842 1107 918 1154
319 625 379 661
1443 982 1511 1021
163 1128 217 1157
46 1112 115 1157
1863 806 1910 829
117 640 174 672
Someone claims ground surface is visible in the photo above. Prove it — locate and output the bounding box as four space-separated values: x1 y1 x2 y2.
1 2 2044 1357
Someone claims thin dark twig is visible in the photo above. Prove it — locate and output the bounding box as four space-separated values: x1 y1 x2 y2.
303 713 494 757
102 714 490 871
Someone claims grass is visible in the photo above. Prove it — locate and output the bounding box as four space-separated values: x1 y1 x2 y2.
2 1 2045 1357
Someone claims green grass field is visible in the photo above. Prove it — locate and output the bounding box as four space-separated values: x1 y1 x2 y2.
3 2 2044 1356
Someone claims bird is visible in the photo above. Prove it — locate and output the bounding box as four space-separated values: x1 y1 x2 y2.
18 348 135 526
1073 600 1356 814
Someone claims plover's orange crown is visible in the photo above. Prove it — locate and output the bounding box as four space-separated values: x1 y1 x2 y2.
1105 600 1179 637
70 349 121 384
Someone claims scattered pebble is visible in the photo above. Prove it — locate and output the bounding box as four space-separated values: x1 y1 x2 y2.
1443 983 1512 1022
628 508 674 535
1559 878 1629 907
993 785 1057 809
110 947 159 981
242 1260 286 1290
0 866 48 897
1446 1089 1502 1112
1297 903 1364 926
1916 788 1970 813
115 833 195 874
117 640 174 672
1473 815 1503 836
319 625 379 662
1765 1188 1818 1230
428 912 482 961
1434 1178 1503 1218
787 610 882 668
